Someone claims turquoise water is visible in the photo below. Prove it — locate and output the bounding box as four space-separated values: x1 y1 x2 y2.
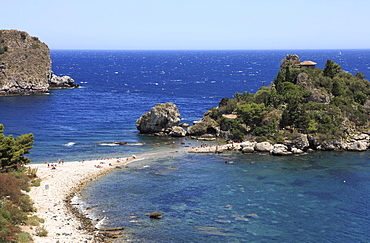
1 50 370 242
79 150 370 242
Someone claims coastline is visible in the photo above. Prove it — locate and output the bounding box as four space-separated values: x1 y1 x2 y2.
25 155 139 242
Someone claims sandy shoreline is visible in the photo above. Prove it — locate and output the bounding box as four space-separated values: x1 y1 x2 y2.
25 155 139 243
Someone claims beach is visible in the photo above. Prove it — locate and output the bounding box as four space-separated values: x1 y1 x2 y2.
24 156 138 242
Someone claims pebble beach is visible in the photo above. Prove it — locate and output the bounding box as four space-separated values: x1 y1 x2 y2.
24 156 138 242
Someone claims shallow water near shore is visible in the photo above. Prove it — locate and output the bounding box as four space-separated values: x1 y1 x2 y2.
79 150 370 242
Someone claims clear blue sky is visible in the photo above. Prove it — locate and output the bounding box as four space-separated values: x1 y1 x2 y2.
3 0 370 50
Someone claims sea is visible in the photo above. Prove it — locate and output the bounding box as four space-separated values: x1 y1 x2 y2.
1 50 370 242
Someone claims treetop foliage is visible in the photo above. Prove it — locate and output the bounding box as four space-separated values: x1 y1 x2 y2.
0 124 34 172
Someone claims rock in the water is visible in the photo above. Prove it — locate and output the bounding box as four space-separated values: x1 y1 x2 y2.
255 141 273 152
291 147 304 154
169 126 186 137
136 102 181 134
49 72 79 88
271 144 292 155
149 211 163 219
241 141 256 154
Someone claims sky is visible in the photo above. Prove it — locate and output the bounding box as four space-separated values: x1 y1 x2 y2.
2 0 370 50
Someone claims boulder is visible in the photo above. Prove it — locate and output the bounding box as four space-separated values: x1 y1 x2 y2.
241 146 254 154
169 126 186 137
285 134 309 150
149 211 163 219
255 142 273 152
271 144 292 155
347 141 368 151
294 134 310 150
240 141 256 154
317 140 347 151
136 103 181 134
297 72 312 84
291 147 304 154
49 72 79 88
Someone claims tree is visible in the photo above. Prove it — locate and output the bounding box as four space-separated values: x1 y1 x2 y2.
355 72 366 79
323 60 341 78
281 102 309 129
236 103 267 127
0 124 34 172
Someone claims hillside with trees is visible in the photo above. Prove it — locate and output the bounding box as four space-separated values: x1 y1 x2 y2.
188 55 370 150
0 124 43 242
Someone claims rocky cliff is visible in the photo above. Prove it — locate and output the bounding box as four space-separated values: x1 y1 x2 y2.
136 102 186 136
0 29 77 95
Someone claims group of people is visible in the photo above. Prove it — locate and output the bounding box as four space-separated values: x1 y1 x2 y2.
46 159 65 169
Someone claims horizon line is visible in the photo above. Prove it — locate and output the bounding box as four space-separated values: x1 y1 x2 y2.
50 48 370 51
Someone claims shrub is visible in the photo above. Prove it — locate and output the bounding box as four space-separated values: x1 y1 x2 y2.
35 226 48 237
20 32 27 40
16 232 33 243
31 43 40 49
30 179 41 187
26 215 44 226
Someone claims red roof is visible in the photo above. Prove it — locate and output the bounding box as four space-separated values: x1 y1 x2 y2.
300 61 317 66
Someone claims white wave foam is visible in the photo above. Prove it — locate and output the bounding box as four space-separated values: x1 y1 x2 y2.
99 143 119 146
95 216 108 230
64 142 76 147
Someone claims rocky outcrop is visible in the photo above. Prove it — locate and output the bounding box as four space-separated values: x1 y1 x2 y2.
187 114 220 137
347 141 368 151
169 126 186 137
284 134 310 151
0 29 77 95
240 141 256 154
49 72 79 88
255 141 273 152
308 89 330 104
136 102 181 135
271 144 292 155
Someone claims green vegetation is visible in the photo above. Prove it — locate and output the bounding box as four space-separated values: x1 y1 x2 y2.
203 55 370 141
0 124 38 242
0 46 8 55
35 226 48 237
0 124 34 173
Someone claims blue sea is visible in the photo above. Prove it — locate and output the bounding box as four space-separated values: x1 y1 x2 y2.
1 50 370 242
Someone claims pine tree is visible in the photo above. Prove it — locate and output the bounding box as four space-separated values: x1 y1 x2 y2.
0 124 34 172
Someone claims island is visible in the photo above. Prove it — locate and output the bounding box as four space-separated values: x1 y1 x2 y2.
137 54 370 154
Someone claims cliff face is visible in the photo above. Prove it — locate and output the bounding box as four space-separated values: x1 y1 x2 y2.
0 30 50 95
0 29 77 95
